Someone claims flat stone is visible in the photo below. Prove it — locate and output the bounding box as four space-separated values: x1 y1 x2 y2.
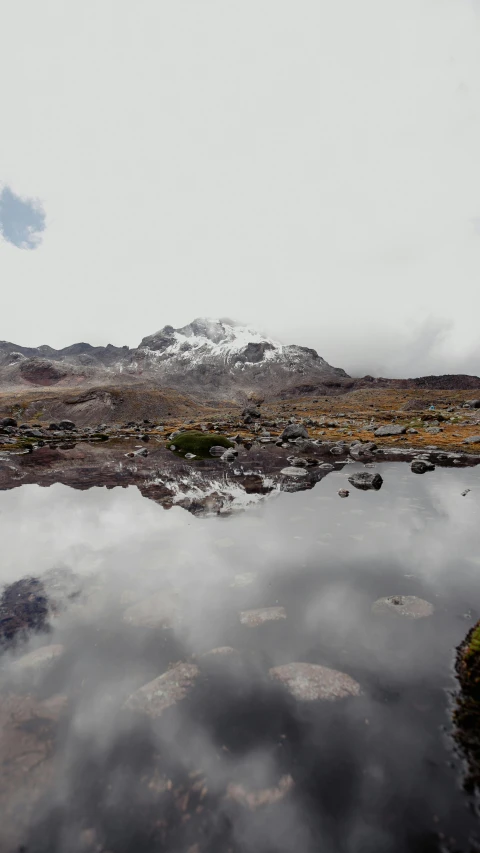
12 644 64 672
280 467 307 477
240 607 286 627
226 774 294 810
125 663 199 717
230 573 257 588
374 425 406 436
269 662 361 701
372 595 434 619
123 591 179 629
281 424 309 441
463 436 480 444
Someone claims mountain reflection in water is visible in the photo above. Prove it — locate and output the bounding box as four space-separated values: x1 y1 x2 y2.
0 463 479 852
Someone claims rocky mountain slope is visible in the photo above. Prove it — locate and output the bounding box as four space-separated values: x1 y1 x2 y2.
0 318 349 401
2 319 480 413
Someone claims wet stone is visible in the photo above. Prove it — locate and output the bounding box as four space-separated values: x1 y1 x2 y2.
240 607 286 627
269 662 361 701
230 573 257 588
372 595 434 619
280 467 308 477
226 774 294 810
125 663 200 718
12 644 64 673
348 471 383 491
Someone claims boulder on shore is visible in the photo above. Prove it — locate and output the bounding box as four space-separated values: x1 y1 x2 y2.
281 424 309 441
374 425 406 437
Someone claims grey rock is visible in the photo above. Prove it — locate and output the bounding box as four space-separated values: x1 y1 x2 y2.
465 399 480 408
210 445 229 457
463 435 480 444
58 420 75 430
372 595 434 619
281 424 309 441
411 459 435 474
347 471 383 491
374 425 406 436
12 644 64 673
319 463 334 471
240 606 286 626
0 417 17 428
269 662 361 701
280 466 308 477
338 489 350 498
349 441 377 459
287 457 309 468
125 663 199 717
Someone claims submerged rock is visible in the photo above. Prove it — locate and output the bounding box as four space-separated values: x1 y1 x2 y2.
125 663 199 717
347 471 383 491
240 607 286 627
338 489 349 498
230 573 257 588
12 644 64 673
123 591 180 629
372 595 434 619
269 662 361 701
226 774 294 810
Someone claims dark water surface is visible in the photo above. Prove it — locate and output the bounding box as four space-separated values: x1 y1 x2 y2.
1 462 480 852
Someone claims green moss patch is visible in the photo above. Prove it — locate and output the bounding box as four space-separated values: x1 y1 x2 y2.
169 431 233 459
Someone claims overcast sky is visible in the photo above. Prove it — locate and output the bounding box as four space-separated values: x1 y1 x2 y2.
1 1 480 377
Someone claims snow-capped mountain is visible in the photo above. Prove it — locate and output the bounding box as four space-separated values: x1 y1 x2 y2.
0 318 349 400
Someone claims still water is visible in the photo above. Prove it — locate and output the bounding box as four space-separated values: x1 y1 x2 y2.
0 462 479 853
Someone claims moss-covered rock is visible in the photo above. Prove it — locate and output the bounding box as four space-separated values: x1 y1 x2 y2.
454 620 480 793
168 431 233 459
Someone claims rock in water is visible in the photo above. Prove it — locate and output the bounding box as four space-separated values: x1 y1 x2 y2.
411 459 435 474
123 591 179 629
0 578 49 645
347 472 383 491
209 445 228 457
338 489 350 498
374 425 406 436
125 663 199 717
240 607 286 626
281 424 309 441
372 595 434 619
453 621 480 793
280 467 308 477
12 644 64 673
269 662 361 701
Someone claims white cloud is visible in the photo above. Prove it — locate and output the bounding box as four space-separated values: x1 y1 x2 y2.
0 1 479 376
